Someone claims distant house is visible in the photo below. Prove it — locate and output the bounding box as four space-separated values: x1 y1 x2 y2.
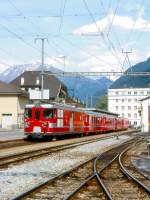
139 96 150 132
0 81 28 128
10 71 68 101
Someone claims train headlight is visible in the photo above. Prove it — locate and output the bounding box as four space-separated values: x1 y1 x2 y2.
48 123 56 128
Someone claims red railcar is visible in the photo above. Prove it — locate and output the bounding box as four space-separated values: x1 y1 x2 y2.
24 103 129 138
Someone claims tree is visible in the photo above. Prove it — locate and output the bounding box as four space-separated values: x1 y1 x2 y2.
96 95 107 110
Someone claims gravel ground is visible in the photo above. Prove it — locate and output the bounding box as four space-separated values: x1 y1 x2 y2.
0 135 131 200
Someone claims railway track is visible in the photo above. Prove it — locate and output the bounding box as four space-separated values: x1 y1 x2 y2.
65 140 150 200
0 129 139 151
12 137 149 200
120 140 150 190
0 134 123 168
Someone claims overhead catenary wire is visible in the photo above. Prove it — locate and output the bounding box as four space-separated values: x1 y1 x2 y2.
106 0 121 37
82 0 124 71
98 0 122 50
60 36 118 68
59 0 67 34
3 0 123 71
124 0 145 47
7 0 70 67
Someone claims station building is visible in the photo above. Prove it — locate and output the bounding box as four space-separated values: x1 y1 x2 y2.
0 81 28 128
11 71 68 102
108 88 150 128
140 96 150 132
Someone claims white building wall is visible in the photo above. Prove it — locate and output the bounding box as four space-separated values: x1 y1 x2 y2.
141 99 150 132
108 88 150 127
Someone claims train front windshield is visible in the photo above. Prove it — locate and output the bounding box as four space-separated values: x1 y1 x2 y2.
43 109 55 119
24 108 32 118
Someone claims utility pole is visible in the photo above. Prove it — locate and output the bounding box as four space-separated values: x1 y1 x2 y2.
90 95 93 108
122 49 132 70
35 37 48 100
62 55 66 73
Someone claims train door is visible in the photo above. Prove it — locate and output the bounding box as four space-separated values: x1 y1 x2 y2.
57 109 64 127
70 112 74 131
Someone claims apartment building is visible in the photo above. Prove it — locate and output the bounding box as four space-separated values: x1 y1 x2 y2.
108 88 150 127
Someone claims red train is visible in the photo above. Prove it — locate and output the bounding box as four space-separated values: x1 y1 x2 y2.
24 103 129 138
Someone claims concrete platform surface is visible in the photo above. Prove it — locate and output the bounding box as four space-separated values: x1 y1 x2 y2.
0 129 24 141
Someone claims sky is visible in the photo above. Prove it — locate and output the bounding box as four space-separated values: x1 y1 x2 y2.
0 0 149 75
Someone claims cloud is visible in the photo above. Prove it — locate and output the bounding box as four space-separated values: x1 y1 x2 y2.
73 14 150 35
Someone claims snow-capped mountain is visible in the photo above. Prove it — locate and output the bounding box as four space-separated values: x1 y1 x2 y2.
0 63 62 83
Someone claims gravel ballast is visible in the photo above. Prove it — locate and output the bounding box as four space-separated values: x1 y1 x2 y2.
0 135 131 199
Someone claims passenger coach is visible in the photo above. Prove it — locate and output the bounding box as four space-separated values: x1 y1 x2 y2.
24 103 129 138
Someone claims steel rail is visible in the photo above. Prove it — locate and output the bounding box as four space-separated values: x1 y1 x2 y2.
12 156 97 200
10 136 141 200
0 131 134 168
0 136 111 168
94 153 119 200
119 144 150 193
64 138 141 200
64 153 119 200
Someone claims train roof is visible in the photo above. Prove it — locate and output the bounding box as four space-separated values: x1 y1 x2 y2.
83 108 119 117
25 103 118 117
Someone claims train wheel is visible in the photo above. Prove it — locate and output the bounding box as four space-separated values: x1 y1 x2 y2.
25 135 33 141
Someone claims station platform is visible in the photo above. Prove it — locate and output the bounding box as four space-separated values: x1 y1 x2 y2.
0 128 140 142
0 129 24 141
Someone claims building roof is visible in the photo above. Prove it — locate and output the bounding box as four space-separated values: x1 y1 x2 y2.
10 71 67 98
0 80 25 95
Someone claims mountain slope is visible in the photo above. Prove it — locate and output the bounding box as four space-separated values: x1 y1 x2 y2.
61 76 112 105
110 57 150 89
0 64 113 106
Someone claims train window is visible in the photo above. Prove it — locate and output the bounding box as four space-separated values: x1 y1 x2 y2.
35 110 40 120
24 108 32 118
43 109 54 119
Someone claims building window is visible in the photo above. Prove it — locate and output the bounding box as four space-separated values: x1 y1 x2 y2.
116 91 119 95
128 91 131 95
134 91 137 95
121 106 125 110
134 121 137 125
122 99 124 102
134 98 137 102
147 91 150 95
128 99 131 102
128 106 131 110
21 77 24 85
36 77 40 85
122 113 124 117
134 106 137 110
128 113 131 118
116 106 118 110
116 99 118 102
134 113 137 118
